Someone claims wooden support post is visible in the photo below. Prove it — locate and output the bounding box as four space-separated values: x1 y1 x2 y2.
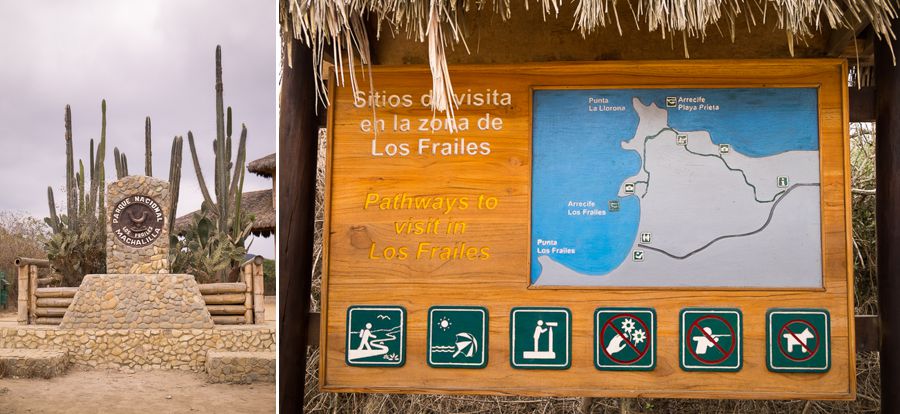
279 24 319 413
28 265 37 324
242 262 254 324
253 256 265 324
876 21 900 413
17 264 28 324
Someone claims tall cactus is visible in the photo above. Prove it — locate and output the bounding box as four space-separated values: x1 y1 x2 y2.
145 117 153 176
183 45 253 281
45 101 109 284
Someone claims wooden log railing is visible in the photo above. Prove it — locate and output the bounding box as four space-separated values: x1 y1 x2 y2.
32 287 77 325
199 256 267 325
15 257 54 325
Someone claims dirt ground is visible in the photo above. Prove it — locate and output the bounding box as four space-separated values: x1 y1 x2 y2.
0 297 277 413
0 367 274 414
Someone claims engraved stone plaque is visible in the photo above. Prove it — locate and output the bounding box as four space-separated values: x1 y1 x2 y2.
106 176 170 274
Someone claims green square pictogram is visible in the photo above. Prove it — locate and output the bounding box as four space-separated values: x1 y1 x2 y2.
766 309 830 373
679 308 742 372
427 306 489 368
345 306 406 367
510 307 571 369
594 308 656 371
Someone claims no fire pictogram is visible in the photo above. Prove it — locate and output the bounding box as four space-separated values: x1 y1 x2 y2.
680 308 742 372
595 308 656 371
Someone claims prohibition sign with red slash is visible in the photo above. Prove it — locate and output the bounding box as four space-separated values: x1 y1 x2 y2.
687 315 736 364
600 313 650 364
777 319 820 362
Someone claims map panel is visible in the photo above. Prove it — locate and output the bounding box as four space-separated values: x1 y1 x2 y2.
531 88 822 287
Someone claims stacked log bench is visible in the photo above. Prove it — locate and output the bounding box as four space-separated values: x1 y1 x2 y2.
33 287 78 325
200 283 253 325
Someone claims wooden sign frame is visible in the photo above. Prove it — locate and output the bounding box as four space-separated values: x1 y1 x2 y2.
321 60 854 400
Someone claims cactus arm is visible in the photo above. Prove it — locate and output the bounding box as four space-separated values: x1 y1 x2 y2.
113 147 121 179
65 105 77 234
168 136 183 235
231 161 246 240
77 160 85 218
46 186 61 233
228 124 248 204
187 131 215 210
89 139 95 183
96 102 107 233
145 116 152 177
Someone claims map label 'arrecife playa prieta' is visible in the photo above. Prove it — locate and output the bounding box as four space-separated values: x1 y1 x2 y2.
531 88 822 288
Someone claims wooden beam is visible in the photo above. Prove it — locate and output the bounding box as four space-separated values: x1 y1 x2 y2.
826 18 870 57
876 21 900 411
279 11 320 413
855 314 880 352
850 86 876 122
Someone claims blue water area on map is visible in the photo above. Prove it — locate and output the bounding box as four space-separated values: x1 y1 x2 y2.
530 88 819 282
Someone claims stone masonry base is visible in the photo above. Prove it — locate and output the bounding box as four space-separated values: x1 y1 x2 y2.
206 351 275 383
0 348 69 378
0 325 274 373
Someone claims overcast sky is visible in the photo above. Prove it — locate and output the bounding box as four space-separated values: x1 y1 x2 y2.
0 1 276 257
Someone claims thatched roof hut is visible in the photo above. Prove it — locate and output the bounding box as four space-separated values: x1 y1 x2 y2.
283 0 891 109
174 189 275 237
248 153 275 178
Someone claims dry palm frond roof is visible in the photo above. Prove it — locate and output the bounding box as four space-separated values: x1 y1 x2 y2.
174 189 275 237
283 0 897 116
248 153 275 178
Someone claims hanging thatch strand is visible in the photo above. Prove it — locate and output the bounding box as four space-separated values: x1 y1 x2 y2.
283 0 899 116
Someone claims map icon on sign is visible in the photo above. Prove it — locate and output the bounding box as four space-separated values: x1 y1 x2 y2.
510 307 571 369
345 306 406 367
679 308 742 372
766 309 830 373
595 308 656 371
428 306 489 368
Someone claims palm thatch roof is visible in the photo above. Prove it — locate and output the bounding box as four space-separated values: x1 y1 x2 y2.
248 153 275 178
174 189 275 237
283 0 897 114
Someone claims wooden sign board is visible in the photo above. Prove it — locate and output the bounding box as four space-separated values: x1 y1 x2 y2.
321 60 854 399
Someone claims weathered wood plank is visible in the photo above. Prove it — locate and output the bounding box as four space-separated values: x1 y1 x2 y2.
212 315 247 325
34 307 67 317
34 317 63 325
855 314 879 353
14 257 50 267
875 28 900 412
850 86 875 122
17 265 28 325
202 293 245 305
279 30 320 413
33 287 78 298
198 283 247 295
34 298 72 308
207 305 248 315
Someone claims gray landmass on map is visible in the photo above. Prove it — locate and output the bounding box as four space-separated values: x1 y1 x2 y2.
534 97 823 287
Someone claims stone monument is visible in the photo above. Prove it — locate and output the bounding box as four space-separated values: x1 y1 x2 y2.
106 176 170 274
59 176 214 329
